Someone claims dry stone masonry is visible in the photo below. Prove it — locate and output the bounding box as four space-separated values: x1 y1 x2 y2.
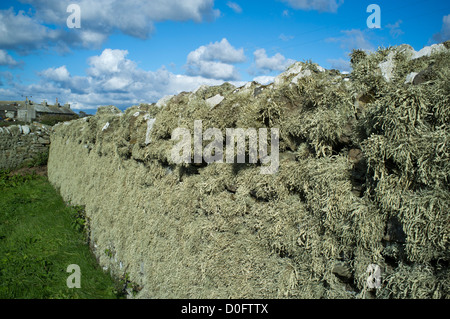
0 123 51 170
48 43 449 299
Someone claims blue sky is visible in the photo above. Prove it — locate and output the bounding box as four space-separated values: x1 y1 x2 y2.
0 0 449 113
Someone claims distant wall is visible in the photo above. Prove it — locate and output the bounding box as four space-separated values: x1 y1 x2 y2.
17 108 36 123
0 124 51 170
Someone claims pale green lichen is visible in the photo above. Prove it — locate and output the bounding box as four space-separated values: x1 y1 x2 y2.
48 43 449 299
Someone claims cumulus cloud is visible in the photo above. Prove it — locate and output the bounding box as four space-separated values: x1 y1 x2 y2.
281 0 344 13
250 49 295 75
76 30 109 49
186 61 241 81
253 75 275 85
40 66 71 82
0 8 61 53
39 65 91 94
2 1 220 53
10 48 242 110
0 50 22 68
433 14 450 43
185 38 246 80
87 49 136 77
24 0 220 24
187 38 246 64
0 88 19 99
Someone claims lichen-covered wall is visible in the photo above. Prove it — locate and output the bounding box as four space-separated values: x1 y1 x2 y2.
0 124 51 170
48 43 449 299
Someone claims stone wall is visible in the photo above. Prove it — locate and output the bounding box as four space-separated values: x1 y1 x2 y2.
47 43 449 299
0 124 51 170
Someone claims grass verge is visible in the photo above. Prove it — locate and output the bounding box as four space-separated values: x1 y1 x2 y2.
0 170 125 299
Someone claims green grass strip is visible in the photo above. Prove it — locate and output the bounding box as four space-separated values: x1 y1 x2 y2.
0 172 124 299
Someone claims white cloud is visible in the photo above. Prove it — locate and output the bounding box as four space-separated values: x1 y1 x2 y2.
39 65 91 94
0 50 21 68
103 77 133 92
227 2 242 14
433 14 450 43
253 75 275 85
326 29 374 52
24 0 220 25
281 0 344 13
77 30 109 49
87 49 135 77
2 1 220 52
0 8 61 52
251 49 295 74
185 38 246 80
0 88 17 99
186 60 241 81
169 74 228 93
10 48 244 110
40 66 71 82
187 38 246 64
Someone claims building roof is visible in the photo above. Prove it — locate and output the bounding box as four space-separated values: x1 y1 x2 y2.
33 103 76 115
0 101 25 108
0 104 18 112
0 100 76 116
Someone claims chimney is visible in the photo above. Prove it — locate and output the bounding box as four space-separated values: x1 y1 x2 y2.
56 97 59 107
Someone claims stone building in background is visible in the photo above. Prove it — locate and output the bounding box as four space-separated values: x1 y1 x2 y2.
0 98 77 123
